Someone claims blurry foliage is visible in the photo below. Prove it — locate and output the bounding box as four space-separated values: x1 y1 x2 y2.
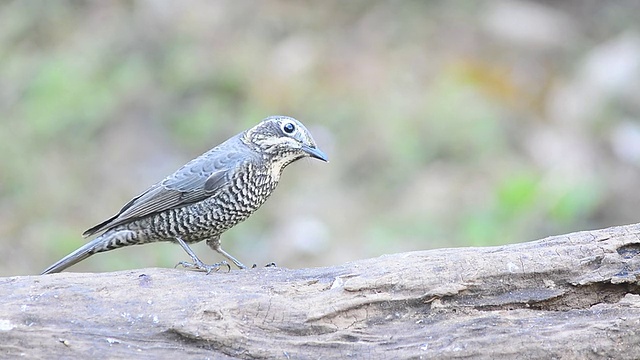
1 0 640 276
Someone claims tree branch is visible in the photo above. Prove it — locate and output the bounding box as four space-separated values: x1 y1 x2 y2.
2 224 640 359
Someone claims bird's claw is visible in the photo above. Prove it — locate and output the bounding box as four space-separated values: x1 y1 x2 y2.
175 260 230 274
251 262 278 269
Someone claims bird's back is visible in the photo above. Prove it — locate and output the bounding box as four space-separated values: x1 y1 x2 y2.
83 134 263 238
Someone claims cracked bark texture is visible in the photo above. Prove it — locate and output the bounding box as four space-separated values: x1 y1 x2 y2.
1 224 640 359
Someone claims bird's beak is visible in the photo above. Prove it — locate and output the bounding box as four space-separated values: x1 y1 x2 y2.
302 145 329 162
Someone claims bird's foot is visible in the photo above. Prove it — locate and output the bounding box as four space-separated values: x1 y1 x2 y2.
251 262 278 268
175 260 230 274
174 236 230 274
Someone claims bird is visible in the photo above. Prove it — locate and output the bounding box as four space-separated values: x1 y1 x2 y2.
41 115 328 275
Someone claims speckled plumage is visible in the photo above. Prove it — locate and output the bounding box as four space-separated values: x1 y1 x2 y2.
42 116 327 274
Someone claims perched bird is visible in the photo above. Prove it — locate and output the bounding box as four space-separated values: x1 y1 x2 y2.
41 116 328 274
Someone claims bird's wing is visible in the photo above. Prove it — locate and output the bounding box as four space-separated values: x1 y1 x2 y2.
83 143 254 237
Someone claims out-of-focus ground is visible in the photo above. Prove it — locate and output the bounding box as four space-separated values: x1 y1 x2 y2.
2 1 640 276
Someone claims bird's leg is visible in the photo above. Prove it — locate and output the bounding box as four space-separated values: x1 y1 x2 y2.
175 237 230 274
206 237 248 270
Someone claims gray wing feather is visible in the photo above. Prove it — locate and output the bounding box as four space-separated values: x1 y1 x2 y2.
83 139 251 237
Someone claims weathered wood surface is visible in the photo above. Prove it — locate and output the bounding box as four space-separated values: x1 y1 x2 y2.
1 224 640 359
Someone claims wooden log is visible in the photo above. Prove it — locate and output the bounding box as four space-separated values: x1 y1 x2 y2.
1 224 639 359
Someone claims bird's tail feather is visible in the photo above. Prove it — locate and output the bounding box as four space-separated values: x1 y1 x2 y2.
41 236 107 275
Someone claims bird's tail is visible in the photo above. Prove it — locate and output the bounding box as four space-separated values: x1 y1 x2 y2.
41 230 137 275
40 236 105 274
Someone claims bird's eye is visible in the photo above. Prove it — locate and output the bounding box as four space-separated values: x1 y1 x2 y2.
282 122 296 134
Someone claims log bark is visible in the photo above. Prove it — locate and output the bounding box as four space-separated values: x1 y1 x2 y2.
1 224 640 359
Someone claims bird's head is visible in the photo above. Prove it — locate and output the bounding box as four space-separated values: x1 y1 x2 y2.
243 116 328 174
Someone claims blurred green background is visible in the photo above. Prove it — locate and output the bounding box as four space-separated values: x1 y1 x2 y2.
2 1 640 276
